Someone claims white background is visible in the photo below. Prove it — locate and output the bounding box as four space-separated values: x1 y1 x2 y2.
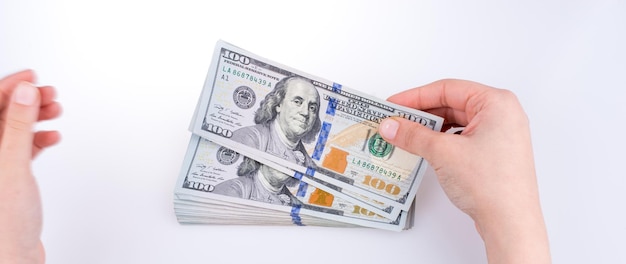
2 0 625 263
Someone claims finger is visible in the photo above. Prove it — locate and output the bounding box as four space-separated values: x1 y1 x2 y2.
378 117 456 162
38 86 57 107
33 130 61 158
0 70 36 108
0 82 41 165
38 101 62 121
387 79 492 120
422 107 470 126
37 86 61 121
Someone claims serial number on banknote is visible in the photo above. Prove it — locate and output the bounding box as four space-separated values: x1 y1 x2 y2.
351 157 403 181
221 66 272 87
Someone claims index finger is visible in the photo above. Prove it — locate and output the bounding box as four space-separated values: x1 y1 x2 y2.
387 79 492 124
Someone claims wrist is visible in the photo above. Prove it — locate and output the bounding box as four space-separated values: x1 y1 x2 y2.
0 240 45 264
473 200 551 264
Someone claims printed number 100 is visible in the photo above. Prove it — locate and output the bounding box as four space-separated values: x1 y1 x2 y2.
362 175 401 195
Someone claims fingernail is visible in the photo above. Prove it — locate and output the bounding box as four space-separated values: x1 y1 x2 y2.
13 82 37 106
379 118 399 140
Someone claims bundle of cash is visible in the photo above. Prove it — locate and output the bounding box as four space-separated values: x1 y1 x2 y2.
174 41 443 231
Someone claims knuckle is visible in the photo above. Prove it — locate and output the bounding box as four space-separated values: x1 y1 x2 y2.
6 116 32 132
402 124 428 154
493 89 530 124
494 88 518 103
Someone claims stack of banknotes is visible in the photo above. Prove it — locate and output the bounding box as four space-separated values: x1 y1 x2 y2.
173 41 444 231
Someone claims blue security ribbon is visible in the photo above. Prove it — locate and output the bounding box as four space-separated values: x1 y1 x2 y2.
296 181 308 197
332 83 342 93
312 122 332 160
290 204 304 226
305 167 316 177
325 97 337 116
291 171 309 226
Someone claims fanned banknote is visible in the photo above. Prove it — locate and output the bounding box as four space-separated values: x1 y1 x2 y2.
189 91 405 219
190 41 443 212
174 135 410 231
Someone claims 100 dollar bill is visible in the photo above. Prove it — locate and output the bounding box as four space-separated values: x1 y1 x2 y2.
174 135 408 231
191 40 443 211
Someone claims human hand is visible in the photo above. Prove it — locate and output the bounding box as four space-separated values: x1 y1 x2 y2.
378 79 550 263
0 70 61 264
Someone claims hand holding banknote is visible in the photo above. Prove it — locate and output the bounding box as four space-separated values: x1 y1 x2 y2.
178 41 440 230
378 79 551 263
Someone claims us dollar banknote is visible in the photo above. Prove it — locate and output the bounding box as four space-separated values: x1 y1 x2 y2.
190 40 443 211
174 135 409 231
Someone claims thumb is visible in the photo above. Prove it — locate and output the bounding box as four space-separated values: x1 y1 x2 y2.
378 117 450 162
0 82 40 165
